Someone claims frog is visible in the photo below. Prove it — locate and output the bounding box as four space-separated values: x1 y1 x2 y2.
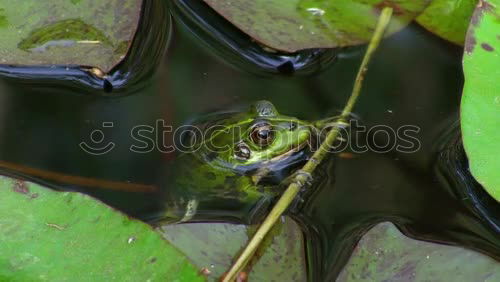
160 100 331 224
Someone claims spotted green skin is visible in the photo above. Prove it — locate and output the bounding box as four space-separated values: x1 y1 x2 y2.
164 101 319 224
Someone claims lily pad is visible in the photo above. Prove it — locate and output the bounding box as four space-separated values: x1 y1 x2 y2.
0 0 142 73
159 217 307 281
461 0 500 201
203 0 430 52
338 222 500 281
416 0 477 45
0 176 203 281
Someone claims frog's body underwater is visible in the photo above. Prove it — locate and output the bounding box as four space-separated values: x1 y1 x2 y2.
161 101 328 224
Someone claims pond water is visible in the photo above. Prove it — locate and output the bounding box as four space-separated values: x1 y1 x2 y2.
0 0 498 280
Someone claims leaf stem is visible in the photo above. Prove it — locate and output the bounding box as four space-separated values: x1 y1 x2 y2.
222 7 393 282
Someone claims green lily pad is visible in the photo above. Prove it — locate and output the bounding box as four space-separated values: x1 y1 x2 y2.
416 0 477 45
159 217 307 281
0 0 142 73
461 0 500 201
0 176 203 281
203 0 430 52
338 222 500 281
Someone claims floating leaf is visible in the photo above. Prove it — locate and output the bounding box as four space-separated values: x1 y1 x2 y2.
461 0 500 201
338 223 500 281
159 217 307 281
203 0 430 52
0 0 142 72
0 176 203 281
416 0 477 45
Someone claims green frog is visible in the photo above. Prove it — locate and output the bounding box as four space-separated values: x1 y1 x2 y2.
161 100 330 224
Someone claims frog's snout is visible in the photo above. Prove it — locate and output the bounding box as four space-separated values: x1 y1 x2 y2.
251 100 279 117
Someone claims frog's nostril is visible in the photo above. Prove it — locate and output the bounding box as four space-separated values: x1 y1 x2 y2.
235 143 251 160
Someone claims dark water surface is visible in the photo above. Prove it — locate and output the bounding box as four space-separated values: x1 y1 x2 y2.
0 1 498 281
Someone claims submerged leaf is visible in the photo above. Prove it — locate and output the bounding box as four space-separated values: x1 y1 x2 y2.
203 0 430 52
0 176 202 281
159 218 307 281
0 0 142 72
416 0 477 45
338 223 500 281
461 0 500 201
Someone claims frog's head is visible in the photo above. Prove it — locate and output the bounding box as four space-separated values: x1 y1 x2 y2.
162 101 318 224
202 100 314 170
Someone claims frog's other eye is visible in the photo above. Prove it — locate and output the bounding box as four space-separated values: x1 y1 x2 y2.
250 123 274 147
234 142 251 160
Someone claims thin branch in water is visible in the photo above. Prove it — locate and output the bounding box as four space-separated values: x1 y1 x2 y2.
0 160 157 193
222 7 394 282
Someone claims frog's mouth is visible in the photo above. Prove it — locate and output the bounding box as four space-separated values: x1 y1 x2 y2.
276 124 321 157
253 142 316 186
267 139 310 163
249 128 319 185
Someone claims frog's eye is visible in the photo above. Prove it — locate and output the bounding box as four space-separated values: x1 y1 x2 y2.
250 122 274 147
234 142 251 160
